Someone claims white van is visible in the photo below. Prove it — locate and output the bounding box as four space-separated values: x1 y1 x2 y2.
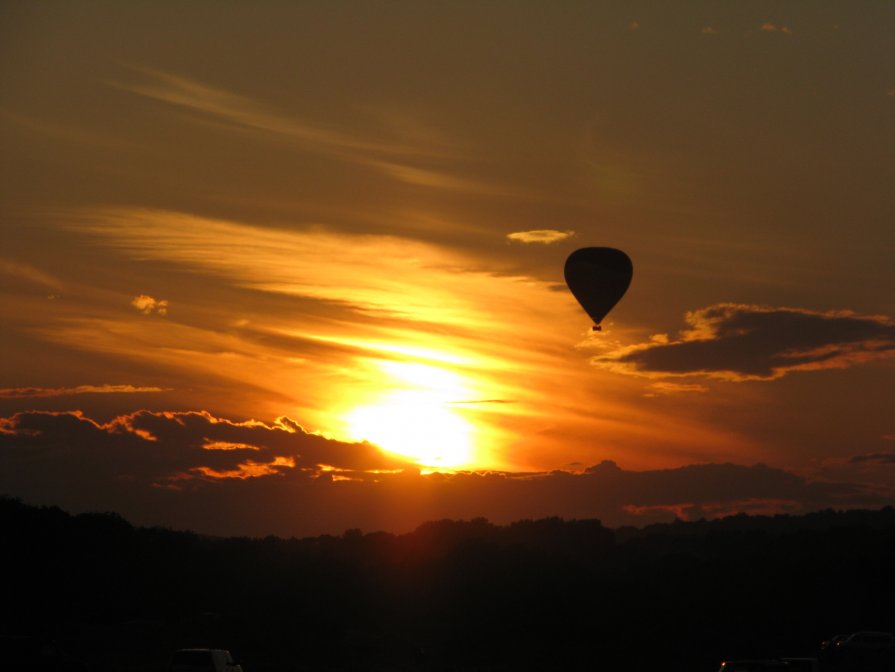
169 648 243 672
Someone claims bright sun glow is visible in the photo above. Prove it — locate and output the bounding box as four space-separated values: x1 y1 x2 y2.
345 360 476 469
347 392 473 468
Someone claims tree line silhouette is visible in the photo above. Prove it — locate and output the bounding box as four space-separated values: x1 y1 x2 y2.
4 496 894 671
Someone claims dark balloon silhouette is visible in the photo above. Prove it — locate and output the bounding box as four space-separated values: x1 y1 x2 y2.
564 247 633 330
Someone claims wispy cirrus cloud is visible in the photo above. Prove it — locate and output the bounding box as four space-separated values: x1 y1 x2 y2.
506 230 575 245
595 304 895 382
111 67 441 159
110 67 499 194
0 259 63 290
69 207 563 332
0 384 167 399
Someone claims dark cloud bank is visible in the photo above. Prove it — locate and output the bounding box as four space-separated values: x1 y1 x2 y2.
596 304 895 381
2 409 892 538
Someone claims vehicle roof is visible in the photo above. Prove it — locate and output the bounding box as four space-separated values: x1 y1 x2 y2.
721 661 788 664
175 649 228 652
719 661 790 669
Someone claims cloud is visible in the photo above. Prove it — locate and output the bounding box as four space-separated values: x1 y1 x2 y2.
110 67 484 193
203 439 262 451
594 304 895 381
0 384 166 399
366 159 521 196
1 409 890 537
46 206 620 467
72 208 565 332
112 67 439 159
506 230 575 245
644 381 708 396
0 409 409 483
850 453 895 465
0 259 63 290
131 294 168 315
760 22 793 35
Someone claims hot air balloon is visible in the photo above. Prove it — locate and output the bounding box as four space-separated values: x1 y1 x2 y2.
564 247 633 331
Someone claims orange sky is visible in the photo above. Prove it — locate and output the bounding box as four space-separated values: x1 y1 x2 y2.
1 2 894 535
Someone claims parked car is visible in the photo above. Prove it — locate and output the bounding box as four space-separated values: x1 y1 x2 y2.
718 660 790 672
169 648 243 672
835 631 895 650
821 631 895 671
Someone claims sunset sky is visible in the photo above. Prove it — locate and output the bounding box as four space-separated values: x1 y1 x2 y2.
2 2 894 537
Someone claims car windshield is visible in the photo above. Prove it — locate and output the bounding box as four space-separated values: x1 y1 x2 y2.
854 634 894 644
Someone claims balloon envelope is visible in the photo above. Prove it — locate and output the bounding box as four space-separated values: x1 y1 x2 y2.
564 247 633 328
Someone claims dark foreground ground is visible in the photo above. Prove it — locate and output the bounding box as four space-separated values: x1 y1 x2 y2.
4 496 895 672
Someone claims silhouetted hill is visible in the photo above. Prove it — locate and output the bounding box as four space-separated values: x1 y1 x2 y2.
4 496 895 672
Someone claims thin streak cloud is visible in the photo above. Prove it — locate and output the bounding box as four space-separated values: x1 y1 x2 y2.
109 67 485 194
0 385 167 399
1 259 63 290
68 207 556 331
366 159 524 196
850 453 895 465
111 67 449 160
506 230 575 245
645 382 709 396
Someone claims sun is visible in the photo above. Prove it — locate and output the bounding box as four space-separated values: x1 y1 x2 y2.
346 391 473 469
343 360 477 469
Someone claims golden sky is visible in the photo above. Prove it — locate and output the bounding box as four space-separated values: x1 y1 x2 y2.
1 2 894 535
